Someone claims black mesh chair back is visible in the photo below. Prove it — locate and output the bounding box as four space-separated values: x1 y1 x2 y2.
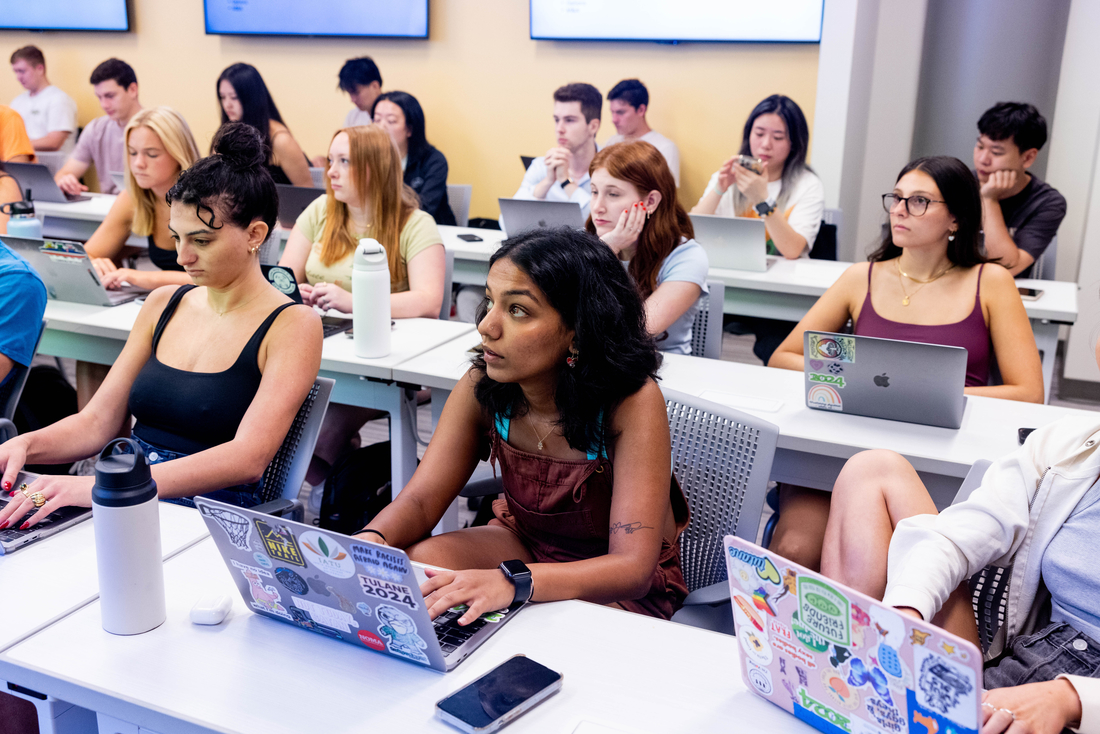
258 378 334 503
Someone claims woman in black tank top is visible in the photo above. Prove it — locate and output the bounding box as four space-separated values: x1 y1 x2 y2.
0 124 323 528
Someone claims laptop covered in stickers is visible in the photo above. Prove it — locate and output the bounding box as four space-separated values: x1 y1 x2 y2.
194 497 525 672
723 535 983 734
802 331 968 429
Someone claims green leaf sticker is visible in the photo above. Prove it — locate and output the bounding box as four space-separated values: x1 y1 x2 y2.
319 537 329 557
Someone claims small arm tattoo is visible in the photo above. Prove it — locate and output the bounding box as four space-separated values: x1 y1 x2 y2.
609 521 654 535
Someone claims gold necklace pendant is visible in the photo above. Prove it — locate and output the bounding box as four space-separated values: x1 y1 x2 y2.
902 296 910 306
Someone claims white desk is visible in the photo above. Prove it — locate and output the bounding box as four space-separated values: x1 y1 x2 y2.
34 193 147 248
439 225 506 286
0 537 810 734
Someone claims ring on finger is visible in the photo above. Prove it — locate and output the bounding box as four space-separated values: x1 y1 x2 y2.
18 483 31 499
30 492 46 508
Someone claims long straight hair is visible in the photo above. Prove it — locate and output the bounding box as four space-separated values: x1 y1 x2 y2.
318 125 419 288
729 95 812 215
586 141 692 299
373 91 431 171
123 107 200 236
214 63 285 154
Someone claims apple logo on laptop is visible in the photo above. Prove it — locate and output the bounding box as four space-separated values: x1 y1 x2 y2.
874 373 890 388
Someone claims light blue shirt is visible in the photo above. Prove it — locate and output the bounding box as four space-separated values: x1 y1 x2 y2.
0 241 47 387
1042 477 1100 642
625 238 709 356
513 144 601 220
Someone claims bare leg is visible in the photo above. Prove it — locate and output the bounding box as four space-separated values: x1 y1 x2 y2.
407 525 534 570
305 403 384 485
769 484 831 571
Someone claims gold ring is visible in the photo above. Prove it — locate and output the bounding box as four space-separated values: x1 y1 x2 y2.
30 492 46 508
19 484 31 499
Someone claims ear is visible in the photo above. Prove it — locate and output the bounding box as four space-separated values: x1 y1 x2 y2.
588 117 601 138
247 220 269 251
127 83 138 95
644 190 662 212
1020 147 1039 170
636 103 647 118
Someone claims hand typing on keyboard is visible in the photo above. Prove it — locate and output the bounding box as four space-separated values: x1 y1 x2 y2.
420 567 515 626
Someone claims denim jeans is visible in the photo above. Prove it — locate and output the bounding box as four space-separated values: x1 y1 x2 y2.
132 436 265 509
984 621 1100 689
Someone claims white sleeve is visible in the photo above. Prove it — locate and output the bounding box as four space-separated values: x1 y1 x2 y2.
514 159 548 200
784 172 825 251
46 90 78 134
664 141 681 188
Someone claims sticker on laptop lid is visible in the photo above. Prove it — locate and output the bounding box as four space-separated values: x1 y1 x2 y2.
770 618 817 668
274 567 308 595
231 559 293 620
357 629 385 651
254 518 306 567
349 541 409 582
794 687 853 734
299 530 355 578
821 666 861 710
377 604 430 665
798 576 851 646
810 372 847 389
292 596 359 633
747 661 773 696
199 503 253 551
358 575 418 610
739 625 773 665
726 544 782 587
808 384 844 412
912 647 976 729
809 334 856 363
39 240 85 263
865 697 905 733
287 606 343 639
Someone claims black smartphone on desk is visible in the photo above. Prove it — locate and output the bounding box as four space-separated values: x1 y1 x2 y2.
1018 287 1044 301
436 655 562 733
457 233 483 242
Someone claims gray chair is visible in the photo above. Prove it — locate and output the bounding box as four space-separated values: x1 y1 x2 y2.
1032 235 1058 281
665 388 779 634
689 280 725 360
0 320 46 444
257 377 334 503
447 184 472 228
440 246 455 320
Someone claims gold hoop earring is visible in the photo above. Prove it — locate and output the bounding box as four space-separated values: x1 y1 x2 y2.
249 245 260 255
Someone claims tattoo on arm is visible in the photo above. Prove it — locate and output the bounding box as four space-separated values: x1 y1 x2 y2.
609 521 654 535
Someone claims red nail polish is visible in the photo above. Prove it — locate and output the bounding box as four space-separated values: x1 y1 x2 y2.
0 521 8 530
19 523 29 530
2 481 10 491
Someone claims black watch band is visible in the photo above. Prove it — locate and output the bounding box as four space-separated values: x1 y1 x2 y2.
499 560 533 605
755 199 777 217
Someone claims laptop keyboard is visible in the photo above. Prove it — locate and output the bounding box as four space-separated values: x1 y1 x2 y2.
433 609 489 656
322 321 351 338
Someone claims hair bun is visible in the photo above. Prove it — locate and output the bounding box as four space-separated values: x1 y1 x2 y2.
211 122 268 170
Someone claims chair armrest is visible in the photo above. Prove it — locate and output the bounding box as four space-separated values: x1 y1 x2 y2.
459 477 504 498
253 498 304 522
681 580 732 607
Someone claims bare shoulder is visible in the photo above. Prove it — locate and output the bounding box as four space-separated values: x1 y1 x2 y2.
612 378 667 431
269 301 322 341
444 367 492 431
978 262 1020 301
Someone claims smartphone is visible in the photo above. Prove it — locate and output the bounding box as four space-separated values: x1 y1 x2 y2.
435 655 562 733
1018 427 1036 445
457 233 484 242
735 155 765 174
1018 287 1044 301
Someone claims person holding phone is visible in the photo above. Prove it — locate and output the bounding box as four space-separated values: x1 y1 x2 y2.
357 228 690 624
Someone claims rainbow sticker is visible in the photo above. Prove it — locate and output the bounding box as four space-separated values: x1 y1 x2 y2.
808 384 843 412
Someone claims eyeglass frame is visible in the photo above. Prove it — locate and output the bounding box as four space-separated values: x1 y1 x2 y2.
881 193 947 217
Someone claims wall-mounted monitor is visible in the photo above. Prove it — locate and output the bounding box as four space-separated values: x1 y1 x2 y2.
0 0 130 31
204 0 429 38
530 0 824 43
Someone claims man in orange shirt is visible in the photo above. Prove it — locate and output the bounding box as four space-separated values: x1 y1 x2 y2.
0 105 35 163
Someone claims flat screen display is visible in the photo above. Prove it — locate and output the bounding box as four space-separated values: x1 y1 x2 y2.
530 0 824 43
0 0 130 31
204 0 428 38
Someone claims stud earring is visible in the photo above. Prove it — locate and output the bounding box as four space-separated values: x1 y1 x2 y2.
566 347 579 368
249 245 260 254
947 233 956 242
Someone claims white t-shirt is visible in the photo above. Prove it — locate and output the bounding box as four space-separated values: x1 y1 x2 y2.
604 129 681 187
10 85 78 155
702 167 825 256
344 108 373 128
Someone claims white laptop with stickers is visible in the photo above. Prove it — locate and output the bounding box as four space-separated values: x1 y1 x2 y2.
723 535 983 734
195 498 524 672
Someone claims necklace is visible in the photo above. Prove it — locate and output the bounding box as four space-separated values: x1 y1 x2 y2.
897 256 955 284
895 259 955 306
526 415 555 451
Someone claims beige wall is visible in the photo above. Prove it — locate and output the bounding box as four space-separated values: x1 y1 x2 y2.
0 0 819 219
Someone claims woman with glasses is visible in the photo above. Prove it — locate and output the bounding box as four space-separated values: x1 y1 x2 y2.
766 155 1043 570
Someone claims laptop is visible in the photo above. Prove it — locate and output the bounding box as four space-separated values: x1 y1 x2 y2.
275 184 325 229
724 535 983 734
109 171 126 191
258 264 350 338
0 471 92 554
498 198 584 238
195 497 524 672
2 235 147 306
5 162 91 203
803 331 967 429
689 213 773 272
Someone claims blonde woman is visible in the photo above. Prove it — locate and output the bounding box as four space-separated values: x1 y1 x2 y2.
280 124 445 482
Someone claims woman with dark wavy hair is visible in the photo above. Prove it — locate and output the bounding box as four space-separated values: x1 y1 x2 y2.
357 227 690 623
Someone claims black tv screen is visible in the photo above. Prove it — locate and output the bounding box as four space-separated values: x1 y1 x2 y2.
204 0 428 38
0 0 129 31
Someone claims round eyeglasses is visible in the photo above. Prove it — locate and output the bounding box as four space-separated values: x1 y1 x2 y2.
882 193 946 216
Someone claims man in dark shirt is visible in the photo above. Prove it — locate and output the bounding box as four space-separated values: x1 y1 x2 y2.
973 102 1066 278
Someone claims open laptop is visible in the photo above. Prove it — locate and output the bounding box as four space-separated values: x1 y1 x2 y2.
689 213 773 272
0 471 92 554
803 331 968 429
5 162 91 203
498 198 584 238
275 184 325 229
196 497 524 672
2 235 147 306
258 264 350 338
724 535 983 734
109 171 126 191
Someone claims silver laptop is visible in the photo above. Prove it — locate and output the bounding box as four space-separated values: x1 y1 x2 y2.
0 471 92 554
498 198 584 237
109 171 126 191
196 497 525 672
690 213 773 272
803 331 967 429
5 161 91 203
275 184 325 229
2 235 147 306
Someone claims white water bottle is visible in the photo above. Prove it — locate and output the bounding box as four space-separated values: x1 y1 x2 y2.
92 439 166 636
352 237 391 358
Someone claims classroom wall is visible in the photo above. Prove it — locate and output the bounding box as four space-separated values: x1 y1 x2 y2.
0 0 820 220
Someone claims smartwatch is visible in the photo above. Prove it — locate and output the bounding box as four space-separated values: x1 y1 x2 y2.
755 197 777 217
499 560 533 605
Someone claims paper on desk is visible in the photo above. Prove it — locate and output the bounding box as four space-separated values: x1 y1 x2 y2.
700 390 784 413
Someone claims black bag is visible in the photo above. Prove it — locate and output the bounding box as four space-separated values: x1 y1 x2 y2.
14 365 78 474
319 441 394 534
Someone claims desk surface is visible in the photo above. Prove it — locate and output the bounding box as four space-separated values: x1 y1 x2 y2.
34 193 118 223
0 537 811 734
439 225 506 262
0 502 208 653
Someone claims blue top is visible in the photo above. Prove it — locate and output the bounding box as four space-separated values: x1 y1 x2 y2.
1042 477 1100 642
648 238 709 356
0 240 47 388
494 412 607 460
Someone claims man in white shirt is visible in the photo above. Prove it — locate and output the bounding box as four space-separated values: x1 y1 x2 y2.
604 79 680 187
514 83 602 218
9 46 78 156
54 58 141 196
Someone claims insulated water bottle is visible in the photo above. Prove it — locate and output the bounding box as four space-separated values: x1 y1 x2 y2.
92 438 166 635
352 237 391 358
1 191 42 239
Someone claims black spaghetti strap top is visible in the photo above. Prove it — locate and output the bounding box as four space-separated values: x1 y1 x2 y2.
129 285 297 455
147 235 185 272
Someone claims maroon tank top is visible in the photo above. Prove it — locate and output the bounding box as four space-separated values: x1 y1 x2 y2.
855 261 991 388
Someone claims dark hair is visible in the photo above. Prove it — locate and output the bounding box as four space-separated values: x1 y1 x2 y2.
978 102 1048 153
868 156 986 267
90 58 137 89
472 228 661 454
607 79 648 110
215 63 286 154
338 57 383 93
10 46 45 68
739 95 810 182
554 83 602 123
167 122 278 239
372 91 431 169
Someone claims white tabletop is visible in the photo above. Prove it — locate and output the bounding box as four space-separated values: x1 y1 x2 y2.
439 225 506 262
43 299 142 342
319 318 476 381
0 502 208 653
0 537 811 734
34 193 118 223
